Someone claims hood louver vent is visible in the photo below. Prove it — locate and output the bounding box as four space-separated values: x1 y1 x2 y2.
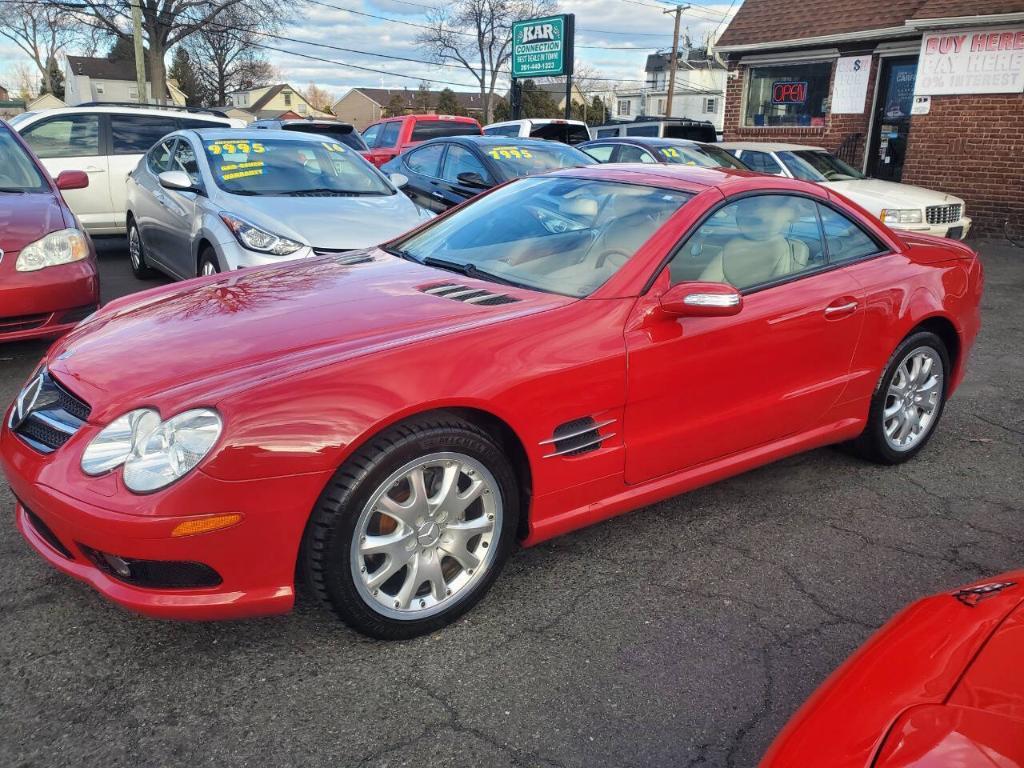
419 283 519 306
540 416 617 458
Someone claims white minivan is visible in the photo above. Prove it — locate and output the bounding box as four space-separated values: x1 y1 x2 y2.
482 118 591 145
13 105 241 234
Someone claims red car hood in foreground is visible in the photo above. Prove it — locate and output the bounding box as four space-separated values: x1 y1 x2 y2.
46 250 567 422
0 191 70 256
762 574 1024 767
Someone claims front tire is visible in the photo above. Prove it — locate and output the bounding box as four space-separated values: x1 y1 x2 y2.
198 248 221 277
127 218 156 278
850 331 949 464
303 414 519 640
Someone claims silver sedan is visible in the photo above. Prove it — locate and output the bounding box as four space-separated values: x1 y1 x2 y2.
125 128 431 280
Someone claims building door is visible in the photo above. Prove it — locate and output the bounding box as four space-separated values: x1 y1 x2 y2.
867 57 918 181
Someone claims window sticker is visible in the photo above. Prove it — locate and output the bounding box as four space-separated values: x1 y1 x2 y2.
219 161 265 180
320 142 347 153
487 146 533 160
206 140 265 155
659 147 680 158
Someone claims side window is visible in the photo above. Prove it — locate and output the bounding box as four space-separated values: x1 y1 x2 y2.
20 114 100 158
483 124 519 137
110 114 178 154
582 144 614 162
818 204 881 263
147 140 174 174
178 118 227 130
668 195 824 290
740 150 784 175
442 145 489 184
172 140 201 185
617 144 657 164
378 121 401 148
362 124 381 146
404 143 445 176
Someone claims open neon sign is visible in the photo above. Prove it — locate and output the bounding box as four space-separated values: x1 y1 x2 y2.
772 81 808 104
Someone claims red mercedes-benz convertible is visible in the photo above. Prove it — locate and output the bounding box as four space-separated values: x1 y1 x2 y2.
1 165 983 638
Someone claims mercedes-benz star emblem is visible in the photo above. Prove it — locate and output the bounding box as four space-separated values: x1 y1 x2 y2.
11 373 45 430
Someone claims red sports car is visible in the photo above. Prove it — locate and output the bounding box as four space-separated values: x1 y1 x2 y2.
0 165 983 639
0 120 98 343
762 574 1024 767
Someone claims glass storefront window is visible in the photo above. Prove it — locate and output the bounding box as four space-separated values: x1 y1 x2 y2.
743 62 833 127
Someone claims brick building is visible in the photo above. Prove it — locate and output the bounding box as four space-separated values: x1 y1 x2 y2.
715 0 1024 234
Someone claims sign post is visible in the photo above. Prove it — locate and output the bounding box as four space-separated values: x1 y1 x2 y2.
511 14 575 121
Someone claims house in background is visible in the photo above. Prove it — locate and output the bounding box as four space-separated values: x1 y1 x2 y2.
27 93 65 111
332 87 485 129
0 84 9 100
222 84 332 121
63 55 186 105
608 47 726 131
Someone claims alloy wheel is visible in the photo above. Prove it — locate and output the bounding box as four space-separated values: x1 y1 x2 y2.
883 346 944 451
129 227 141 269
350 452 501 620
201 259 218 276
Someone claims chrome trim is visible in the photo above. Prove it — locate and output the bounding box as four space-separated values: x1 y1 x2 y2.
538 418 617 446
683 293 741 308
824 301 858 315
464 293 510 304
543 432 616 459
30 411 81 435
422 284 458 294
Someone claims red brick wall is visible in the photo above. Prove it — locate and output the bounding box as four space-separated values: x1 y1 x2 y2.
902 93 1024 236
723 57 879 167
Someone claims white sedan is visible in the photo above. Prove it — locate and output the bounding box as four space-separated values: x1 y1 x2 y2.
718 142 971 240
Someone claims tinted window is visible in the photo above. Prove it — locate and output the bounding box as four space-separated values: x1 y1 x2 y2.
362 124 381 146
483 124 520 137
172 140 201 184
818 204 880 262
582 144 615 162
411 120 481 142
378 121 401 148
669 195 825 289
625 124 659 137
111 114 178 154
178 118 228 130
617 144 658 163
442 144 489 184
0 129 47 191
147 140 174 174
21 114 100 159
404 143 445 177
662 123 717 142
740 150 784 175
530 123 590 144
280 123 368 150
595 127 620 138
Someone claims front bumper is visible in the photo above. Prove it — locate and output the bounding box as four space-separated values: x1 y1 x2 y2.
0 258 99 343
1 412 331 620
890 217 972 240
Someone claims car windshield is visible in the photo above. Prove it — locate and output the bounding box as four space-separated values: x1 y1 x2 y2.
279 123 368 151
779 150 865 182
0 130 48 192
393 176 691 298
202 136 392 196
484 143 596 180
694 144 749 169
530 123 591 144
652 143 747 169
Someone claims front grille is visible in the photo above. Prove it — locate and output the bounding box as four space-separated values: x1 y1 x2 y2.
0 313 49 333
420 282 520 306
9 370 91 454
926 204 962 225
79 545 222 589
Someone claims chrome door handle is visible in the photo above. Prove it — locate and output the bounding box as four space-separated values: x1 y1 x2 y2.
824 301 858 316
83 166 105 173
431 191 445 199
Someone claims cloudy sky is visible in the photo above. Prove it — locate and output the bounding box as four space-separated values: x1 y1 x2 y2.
1 0 739 100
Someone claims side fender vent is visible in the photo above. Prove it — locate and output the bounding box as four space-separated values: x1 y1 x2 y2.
420 283 520 306
541 416 616 459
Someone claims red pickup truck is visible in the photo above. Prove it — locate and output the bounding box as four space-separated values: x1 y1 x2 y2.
361 114 482 168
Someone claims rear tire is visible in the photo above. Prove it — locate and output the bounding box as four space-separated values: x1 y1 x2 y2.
849 331 949 465
127 218 156 278
302 414 519 640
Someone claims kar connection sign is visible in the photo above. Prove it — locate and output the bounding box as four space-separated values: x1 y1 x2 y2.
512 14 574 79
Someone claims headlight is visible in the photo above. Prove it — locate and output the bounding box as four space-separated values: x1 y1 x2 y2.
16 228 89 272
81 408 222 493
219 213 303 255
880 209 924 225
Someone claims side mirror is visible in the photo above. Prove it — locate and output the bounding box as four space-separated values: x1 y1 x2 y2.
158 170 197 192
456 171 490 189
389 172 409 189
659 281 742 317
55 170 89 191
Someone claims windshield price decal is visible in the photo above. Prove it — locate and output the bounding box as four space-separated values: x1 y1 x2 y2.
218 160 264 180
488 146 534 160
659 147 680 158
207 141 265 155
321 142 347 153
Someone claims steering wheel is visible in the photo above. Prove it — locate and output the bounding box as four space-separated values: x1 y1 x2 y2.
594 249 631 270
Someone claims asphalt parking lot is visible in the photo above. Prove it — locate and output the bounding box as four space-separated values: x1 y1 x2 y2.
1 236 1022 768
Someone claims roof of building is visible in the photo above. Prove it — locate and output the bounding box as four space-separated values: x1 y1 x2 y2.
343 87 484 112
66 55 154 81
716 0 1024 49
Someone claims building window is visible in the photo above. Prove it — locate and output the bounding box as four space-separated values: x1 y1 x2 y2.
283 91 292 106
617 99 631 117
656 98 666 115
95 84 104 95
704 97 717 113
128 88 139 99
743 61 832 127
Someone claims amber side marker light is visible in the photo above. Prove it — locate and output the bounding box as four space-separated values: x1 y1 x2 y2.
171 514 243 538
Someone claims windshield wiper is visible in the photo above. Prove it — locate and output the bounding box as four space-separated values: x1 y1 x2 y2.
0 187 28 193
284 188 385 197
421 256 531 290
381 245 420 263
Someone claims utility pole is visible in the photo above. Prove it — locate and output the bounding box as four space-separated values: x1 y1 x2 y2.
663 4 689 118
129 0 147 103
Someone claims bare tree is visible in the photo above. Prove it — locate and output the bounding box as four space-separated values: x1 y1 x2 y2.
0 0 80 95
302 82 334 113
65 0 293 104
417 0 554 123
1 61 39 101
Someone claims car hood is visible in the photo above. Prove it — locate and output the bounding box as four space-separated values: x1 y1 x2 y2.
823 179 963 214
0 191 68 256
214 191 431 250
47 250 568 420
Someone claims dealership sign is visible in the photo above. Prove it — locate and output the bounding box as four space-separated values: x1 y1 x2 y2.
915 26 1024 95
511 14 574 78
772 81 807 104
